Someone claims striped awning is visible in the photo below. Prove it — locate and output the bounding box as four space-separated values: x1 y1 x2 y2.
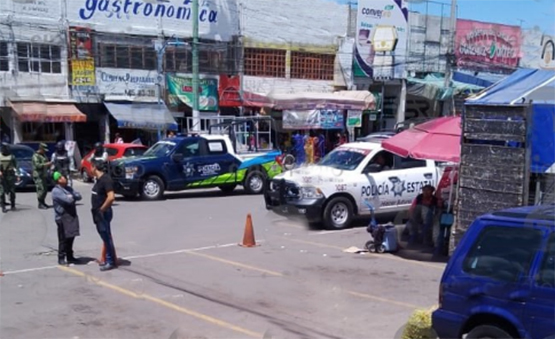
10 102 87 123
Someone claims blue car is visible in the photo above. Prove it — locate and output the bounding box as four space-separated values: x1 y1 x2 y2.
6 144 53 190
432 204 555 339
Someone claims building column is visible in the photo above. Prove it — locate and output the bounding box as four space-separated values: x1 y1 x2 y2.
396 79 407 124
285 49 291 79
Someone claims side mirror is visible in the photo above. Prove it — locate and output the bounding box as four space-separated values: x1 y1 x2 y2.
171 153 184 163
364 163 382 173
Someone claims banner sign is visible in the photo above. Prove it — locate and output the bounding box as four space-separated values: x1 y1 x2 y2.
69 27 95 87
455 19 522 70
283 110 344 130
354 0 408 79
71 59 95 86
97 68 157 100
347 110 363 128
166 74 219 111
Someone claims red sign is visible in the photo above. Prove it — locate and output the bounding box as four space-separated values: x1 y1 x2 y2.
455 19 522 71
219 75 241 107
69 27 93 60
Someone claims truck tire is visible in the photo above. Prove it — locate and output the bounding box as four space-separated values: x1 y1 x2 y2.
141 175 165 200
244 170 266 195
467 325 515 339
323 196 354 230
218 185 237 194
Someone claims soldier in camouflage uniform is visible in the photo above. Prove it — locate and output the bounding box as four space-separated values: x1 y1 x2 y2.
32 143 52 209
0 143 19 213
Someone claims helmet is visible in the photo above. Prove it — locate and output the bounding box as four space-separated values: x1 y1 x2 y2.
56 141 65 152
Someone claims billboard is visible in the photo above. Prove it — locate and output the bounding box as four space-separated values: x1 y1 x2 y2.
69 27 95 87
455 19 522 71
354 0 408 80
66 0 239 41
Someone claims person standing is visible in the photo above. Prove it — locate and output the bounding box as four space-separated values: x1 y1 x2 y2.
0 143 19 213
32 143 52 209
90 160 116 271
51 141 73 187
51 171 82 266
114 133 124 144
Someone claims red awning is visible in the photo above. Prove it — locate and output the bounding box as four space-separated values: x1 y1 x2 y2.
10 102 87 123
218 75 273 108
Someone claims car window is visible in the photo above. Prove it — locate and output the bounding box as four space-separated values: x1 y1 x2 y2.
320 147 371 171
394 155 427 169
176 140 200 158
462 226 544 283
11 148 34 159
105 147 118 156
207 141 227 155
123 147 146 157
537 233 555 289
364 150 394 172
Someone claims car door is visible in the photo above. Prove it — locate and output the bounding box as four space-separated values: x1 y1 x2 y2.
393 156 435 209
524 232 555 339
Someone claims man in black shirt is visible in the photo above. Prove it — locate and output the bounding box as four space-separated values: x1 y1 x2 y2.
91 160 116 271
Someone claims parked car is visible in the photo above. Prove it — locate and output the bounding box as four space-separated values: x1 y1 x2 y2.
6 144 53 190
80 143 147 182
432 204 555 339
356 131 395 142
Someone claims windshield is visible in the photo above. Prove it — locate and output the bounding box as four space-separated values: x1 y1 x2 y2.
143 142 176 157
11 148 34 159
319 147 371 171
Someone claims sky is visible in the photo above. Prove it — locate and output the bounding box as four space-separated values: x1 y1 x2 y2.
331 0 555 35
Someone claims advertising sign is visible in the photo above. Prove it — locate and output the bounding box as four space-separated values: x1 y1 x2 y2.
66 0 238 41
455 19 522 70
71 59 96 86
0 0 62 20
96 68 158 101
283 110 344 130
166 74 219 111
347 110 363 128
354 0 408 79
69 27 95 87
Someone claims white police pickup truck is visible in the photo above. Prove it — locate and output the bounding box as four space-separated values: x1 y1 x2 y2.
264 141 443 229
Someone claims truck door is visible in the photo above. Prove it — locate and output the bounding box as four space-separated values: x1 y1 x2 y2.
393 156 434 209
359 150 401 212
184 139 241 188
165 138 202 190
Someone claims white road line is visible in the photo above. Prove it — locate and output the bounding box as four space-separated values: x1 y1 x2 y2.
2 241 265 276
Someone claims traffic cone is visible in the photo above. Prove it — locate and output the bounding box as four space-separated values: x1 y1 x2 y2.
239 214 258 247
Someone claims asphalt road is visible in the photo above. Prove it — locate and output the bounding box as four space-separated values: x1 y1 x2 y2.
0 181 446 339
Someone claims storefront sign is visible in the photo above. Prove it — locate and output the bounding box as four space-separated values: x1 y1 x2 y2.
283 110 344 130
166 74 219 111
219 75 241 107
354 0 408 79
347 110 363 128
96 68 157 100
69 27 93 60
0 0 61 19
66 0 238 41
71 59 96 86
455 19 522 70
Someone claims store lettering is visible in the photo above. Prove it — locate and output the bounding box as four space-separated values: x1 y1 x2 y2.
361 8 390 19
79 0 218 23
406 180 434 194
361 184 390 197
99 72 155 84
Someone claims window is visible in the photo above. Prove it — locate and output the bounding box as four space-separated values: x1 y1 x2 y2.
164 48 225 74
462 226 544 282
176 140 200 157
537 234 555 288
207 141 226 155
17 43 61 73
290 52 335 80
22 123 64 142
244 48 286 78
365 151 393 171
11 147 34 160
123 147 146 157
395 155 427 169
98 44 156 70
0 42 8 71
105 147 119 157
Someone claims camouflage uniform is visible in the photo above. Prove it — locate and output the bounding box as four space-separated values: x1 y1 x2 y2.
0 150 18 213
32 143 50 209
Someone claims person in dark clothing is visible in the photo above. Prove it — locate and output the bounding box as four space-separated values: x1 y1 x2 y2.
51 171 82 266
90 160 116 271
406 184 441 246
51 141 73 187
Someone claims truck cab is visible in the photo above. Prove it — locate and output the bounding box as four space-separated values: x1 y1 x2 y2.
265 141 442 229
111 134 282 200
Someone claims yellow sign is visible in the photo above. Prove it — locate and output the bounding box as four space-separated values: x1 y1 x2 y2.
71 59 95 86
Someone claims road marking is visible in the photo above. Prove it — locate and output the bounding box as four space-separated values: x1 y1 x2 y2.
312 228 362 236
57 266 262 338
281 237 445 270
1 265 59 275
184 251 283 277
347 291 421 310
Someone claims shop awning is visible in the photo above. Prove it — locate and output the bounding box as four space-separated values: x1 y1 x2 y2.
269 90 375 110
10 101 87 122
104 103 178 131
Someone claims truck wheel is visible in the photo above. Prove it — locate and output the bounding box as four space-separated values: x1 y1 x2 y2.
218 185 237 194
323 197 354 230
141 175 164 200
467 325 515 339
244 170 265 194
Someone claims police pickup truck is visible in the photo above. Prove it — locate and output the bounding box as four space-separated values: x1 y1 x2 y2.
264 141 443 229
111 134 282 200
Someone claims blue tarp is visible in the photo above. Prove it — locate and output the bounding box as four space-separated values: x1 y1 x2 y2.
453 71 495 88
531 104 555 173
467 69 555 105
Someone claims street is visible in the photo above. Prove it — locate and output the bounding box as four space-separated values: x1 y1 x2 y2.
1 181 445 339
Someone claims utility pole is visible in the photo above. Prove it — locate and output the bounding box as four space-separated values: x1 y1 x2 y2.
191 0 200 132
444 0 457 115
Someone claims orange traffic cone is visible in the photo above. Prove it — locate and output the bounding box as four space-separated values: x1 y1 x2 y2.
239 214 258 247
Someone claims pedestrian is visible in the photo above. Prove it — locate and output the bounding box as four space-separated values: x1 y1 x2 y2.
405 185 441 246
114 133 124 144
0 143 19 213
90 160 117 271
51 171 82 266
51 141 73 187
32 143 52 209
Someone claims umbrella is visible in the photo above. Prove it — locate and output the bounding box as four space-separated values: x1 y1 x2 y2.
382 116 461 163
